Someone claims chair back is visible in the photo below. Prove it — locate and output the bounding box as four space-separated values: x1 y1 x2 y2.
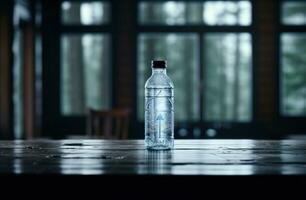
87 108 131 139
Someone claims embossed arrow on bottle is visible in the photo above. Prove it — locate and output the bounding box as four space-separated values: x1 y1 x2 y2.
156 114 164 138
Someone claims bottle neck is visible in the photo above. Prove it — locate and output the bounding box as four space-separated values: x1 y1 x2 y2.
152 68 166 74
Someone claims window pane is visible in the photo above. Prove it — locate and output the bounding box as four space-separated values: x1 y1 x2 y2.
61 1 110 25
203 1 251 25
203 33 252 121
281 34 306 116
282 1 306 25
12 29 24 139
61 34 111 115
139 1 251 25
138 34 200 121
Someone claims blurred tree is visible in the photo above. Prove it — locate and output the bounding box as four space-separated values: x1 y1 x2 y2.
283 2 306 24
282 35 306 115
282 2 306 115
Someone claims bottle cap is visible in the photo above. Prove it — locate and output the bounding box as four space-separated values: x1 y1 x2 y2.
151 60 166 69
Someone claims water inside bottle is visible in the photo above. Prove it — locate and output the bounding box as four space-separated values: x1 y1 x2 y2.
144 66 174 150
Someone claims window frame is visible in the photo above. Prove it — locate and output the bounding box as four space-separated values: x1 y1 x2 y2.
134 0 258 139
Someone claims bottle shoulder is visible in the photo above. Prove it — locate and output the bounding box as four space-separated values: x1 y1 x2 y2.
145 73 174 88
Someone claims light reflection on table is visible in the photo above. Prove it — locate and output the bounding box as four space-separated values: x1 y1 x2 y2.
0 139 306 175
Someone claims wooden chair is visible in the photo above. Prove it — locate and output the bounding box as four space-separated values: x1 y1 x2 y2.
86 108 131 139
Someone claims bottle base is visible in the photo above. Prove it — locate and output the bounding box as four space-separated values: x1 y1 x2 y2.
145 138 174 150
146 145 172 151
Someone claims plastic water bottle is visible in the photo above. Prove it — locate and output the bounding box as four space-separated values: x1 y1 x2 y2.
145 60 174 150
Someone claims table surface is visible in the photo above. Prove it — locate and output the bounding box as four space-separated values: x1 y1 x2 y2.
1 139 306 175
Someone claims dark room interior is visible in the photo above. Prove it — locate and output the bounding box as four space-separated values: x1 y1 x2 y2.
1 0 306 179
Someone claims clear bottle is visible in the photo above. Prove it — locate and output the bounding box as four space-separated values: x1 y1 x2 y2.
145 60 174 150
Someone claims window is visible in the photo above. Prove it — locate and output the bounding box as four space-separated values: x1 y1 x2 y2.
60 1 111 116
280 1 306 116
12 25 24 139
282 1 306 25
61 1 110 25
42 1 112 136
137 1 253 132
203 33 252 121
12 2 30 139
139 1 251 26
61 34 111 115
138 34 200 121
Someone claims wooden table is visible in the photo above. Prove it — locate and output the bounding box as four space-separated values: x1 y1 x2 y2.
1 139 306 175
